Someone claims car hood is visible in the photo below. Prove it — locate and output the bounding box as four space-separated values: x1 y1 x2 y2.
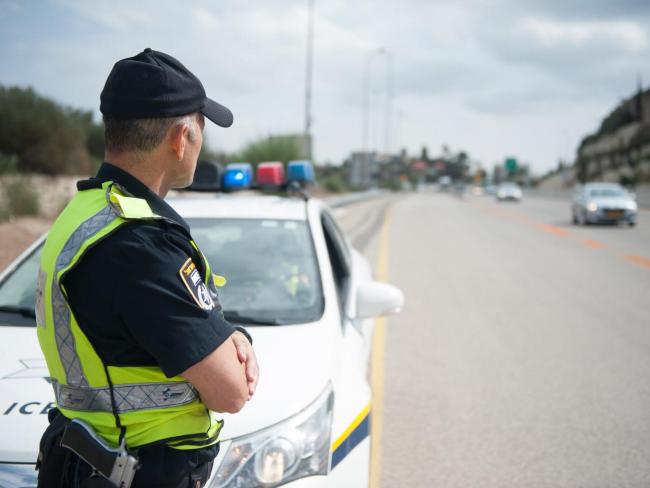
0 322 334 462
218 322 334 440
590 197 634 209
0 326 53 463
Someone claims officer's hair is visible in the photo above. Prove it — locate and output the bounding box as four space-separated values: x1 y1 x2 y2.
103 114 198 153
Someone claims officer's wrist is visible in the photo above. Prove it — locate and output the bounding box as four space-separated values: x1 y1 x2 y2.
234 326 253 346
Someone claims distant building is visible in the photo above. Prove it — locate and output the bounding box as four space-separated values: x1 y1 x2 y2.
347 151 377 189
576 87 650 185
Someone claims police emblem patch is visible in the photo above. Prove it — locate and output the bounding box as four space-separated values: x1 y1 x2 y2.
179 258 215 311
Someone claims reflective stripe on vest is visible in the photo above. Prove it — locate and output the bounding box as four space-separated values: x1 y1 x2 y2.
52 204 114 387
54 380 198 413
37 181 221 449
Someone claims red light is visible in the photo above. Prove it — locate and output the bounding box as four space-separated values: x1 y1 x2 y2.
257 162 285 186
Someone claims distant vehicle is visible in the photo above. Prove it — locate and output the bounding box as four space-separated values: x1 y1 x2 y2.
438 176 451 191
496 182 522 202
572 182 637 226
484 184 496 196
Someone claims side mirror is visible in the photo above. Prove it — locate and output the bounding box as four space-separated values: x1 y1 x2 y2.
355 281 404 319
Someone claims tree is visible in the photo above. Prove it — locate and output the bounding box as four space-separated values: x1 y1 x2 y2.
420 146 429 162
237 136 302 166
0 85 103 175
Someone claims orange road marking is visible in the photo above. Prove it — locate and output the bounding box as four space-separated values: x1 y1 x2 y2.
538 224 570 237
582 239 605 249
624 255 650 269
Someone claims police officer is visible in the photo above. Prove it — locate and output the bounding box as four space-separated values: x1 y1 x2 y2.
35 48 259 487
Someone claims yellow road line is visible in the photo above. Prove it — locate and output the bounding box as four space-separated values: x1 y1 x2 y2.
331 403 371 451
369 211 392 488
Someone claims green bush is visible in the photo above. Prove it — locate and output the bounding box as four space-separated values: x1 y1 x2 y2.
379 178 402 192
0 152 17 175
0 200 8 222
321 174 349 193
238 136 303 166
4 177 39 216
0 85 104 175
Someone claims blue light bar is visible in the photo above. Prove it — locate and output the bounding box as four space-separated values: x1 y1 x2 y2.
223 163 253 190
287 160 315 183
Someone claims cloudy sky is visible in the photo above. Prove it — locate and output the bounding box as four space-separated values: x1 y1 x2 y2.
1 0 649 174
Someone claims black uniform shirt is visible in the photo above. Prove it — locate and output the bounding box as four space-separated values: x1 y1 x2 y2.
64 162 236 377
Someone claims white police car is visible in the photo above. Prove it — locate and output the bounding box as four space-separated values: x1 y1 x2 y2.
0 190 403 487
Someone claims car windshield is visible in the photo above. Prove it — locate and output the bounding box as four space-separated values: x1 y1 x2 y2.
186 218 323 325
0 244 41 326
0 218 323 327
588 187 626 198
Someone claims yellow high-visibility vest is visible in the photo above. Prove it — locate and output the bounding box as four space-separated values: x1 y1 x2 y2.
36 181 222 449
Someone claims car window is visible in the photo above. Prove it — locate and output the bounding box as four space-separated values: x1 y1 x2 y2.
321 211 351 316
188 218 324 325
0 218 325 327
0 246 41 326
588 188 626 198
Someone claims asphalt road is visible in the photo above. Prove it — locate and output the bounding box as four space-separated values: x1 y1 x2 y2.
336 191 650 488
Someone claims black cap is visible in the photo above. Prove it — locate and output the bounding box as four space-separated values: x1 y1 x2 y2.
100 48 233 128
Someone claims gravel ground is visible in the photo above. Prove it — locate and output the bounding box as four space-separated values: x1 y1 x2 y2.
0 217 51 270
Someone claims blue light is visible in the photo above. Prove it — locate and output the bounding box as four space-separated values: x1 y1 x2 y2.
287 160 315 183
224 162 253 189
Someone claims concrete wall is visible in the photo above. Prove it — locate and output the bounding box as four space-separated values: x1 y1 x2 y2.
0 174 81 219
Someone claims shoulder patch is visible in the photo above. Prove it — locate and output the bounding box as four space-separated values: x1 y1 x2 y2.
179 258 215 311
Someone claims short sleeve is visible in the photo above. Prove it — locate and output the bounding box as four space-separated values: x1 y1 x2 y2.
113 226 235 377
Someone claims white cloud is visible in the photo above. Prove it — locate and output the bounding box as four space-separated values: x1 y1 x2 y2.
2 0 650 173
53 0 152 31
192 7 221 32
521 17 648 51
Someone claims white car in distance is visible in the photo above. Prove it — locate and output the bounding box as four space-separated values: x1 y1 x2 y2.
0 194 404 487
496 182 523 202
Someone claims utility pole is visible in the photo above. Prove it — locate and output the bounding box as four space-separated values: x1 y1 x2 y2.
384 52 393 157
304 0 315 160
362 48 385 155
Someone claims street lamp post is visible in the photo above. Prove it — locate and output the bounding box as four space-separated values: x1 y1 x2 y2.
362 48 386 158
383 51 393 158
362 48 394 159
304 0 315 160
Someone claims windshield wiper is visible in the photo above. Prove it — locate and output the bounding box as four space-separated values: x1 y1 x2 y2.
223 311 282 326
0 305 36 319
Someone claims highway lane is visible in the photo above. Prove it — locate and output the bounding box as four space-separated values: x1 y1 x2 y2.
336 191 650 488
481 194 650 260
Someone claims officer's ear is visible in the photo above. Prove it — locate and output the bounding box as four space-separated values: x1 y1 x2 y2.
169 122 190 161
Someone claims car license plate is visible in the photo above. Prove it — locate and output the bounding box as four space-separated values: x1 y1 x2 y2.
606 211 623 219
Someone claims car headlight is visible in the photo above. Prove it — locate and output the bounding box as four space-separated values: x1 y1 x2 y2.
628 201 638 211
587 202 598 212
210 383 334 488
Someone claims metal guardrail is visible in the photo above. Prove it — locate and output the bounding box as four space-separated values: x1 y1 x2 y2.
323 189 388 208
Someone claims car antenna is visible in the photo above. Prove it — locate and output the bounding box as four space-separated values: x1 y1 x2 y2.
286 180 310 201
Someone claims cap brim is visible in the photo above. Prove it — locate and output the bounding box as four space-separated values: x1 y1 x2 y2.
202 98 234 128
